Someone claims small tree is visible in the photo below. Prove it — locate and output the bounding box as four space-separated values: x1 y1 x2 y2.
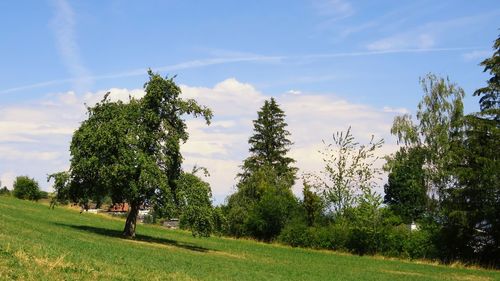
0 185 10 196
176 171 214 237
13 176 41 201
226 165 297 240
302 179 323 226
317 127 384 215
384 147 428 223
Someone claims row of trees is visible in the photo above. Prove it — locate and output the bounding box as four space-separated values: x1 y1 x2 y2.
44 35 498 266
217 35 499 267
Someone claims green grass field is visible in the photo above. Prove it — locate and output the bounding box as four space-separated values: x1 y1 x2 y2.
0 196 498 281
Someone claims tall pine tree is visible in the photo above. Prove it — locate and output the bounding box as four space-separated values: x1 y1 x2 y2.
239 97 297 185
474 34 499 119
224 98 298 240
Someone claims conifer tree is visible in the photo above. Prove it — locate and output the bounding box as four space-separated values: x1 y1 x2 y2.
474 34 500 118
239 97 297 186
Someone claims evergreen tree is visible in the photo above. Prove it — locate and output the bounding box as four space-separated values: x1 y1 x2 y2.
239 97 297 186
474 34 500 118
441 35 500 265
224 98 298 240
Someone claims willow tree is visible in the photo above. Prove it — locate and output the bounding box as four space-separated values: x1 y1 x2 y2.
54 70 212 238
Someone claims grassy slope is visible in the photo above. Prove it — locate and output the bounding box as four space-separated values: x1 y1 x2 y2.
0 196 498 281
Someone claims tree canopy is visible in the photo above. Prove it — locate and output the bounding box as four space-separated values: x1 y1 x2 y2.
13 176 41 201
53 70 212 238
474 34 500 118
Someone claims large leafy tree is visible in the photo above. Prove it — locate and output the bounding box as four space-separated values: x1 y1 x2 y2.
239 97 297 185
53 70 212 238
390 74 464 202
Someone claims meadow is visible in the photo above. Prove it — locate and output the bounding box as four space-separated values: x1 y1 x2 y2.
0 196 498 281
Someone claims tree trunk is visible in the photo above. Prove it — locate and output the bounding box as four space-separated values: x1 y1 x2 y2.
123 203 139 238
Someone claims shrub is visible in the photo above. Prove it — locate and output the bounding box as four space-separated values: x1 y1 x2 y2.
0 186 11 196
278 220 310 247
13 176 41 201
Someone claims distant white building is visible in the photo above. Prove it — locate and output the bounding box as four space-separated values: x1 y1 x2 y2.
410 221 420 231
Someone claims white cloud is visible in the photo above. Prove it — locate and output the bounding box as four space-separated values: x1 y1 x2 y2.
286 90 302 95
462 50 491 61
0 79 403 203
383 106 409 114
367 32 436 51
365 12 499 52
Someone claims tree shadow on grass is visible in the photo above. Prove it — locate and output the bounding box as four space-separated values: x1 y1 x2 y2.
55 223 210 253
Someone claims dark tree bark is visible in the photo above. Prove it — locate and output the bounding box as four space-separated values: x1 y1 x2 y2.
123 203 140 238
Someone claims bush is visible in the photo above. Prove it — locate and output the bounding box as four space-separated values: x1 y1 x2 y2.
279 203 439 260
39 191 50 199
0 186 11 196
13 176 41 201
278 220 310 247
279 221 352 250
246 189 298 241
212 206 227 236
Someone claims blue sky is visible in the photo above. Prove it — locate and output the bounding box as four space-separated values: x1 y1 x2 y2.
0 0 498 203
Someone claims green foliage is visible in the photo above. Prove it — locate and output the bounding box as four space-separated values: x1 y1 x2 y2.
441 112 500 265
390 73 465 200
13 176 41 201
52 70 213 237
47 171 70 207
211 206 227 235
474 34 499 116
245 187 298 241
176 172 214 237
0 185 10 196
226 166 298 240
384 147 428 223
239 97 297 185
225 98 298 240
301 180 323 226
316 127 384 215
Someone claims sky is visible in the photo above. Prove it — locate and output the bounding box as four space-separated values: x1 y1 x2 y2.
0 0 498 204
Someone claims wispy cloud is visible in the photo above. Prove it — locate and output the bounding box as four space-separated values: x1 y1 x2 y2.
50 0 92 93
462 50 491 62
366 11 500 52
0 55 282 95
0 47 482 95
312 0 354 20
